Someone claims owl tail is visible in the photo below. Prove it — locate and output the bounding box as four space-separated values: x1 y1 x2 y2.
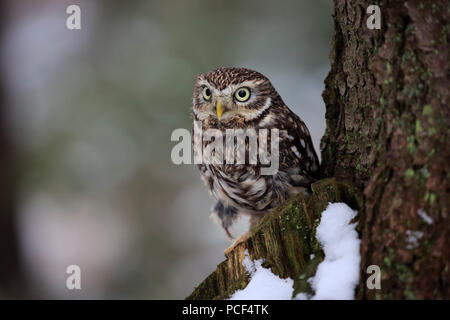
210 201 238 241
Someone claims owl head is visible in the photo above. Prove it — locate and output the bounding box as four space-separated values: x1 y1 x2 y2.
192 67 280 125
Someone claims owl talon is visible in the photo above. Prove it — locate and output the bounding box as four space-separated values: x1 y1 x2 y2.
224 232 249 256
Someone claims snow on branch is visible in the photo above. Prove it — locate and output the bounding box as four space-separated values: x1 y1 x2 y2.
229 202 361 300
297 202 360 300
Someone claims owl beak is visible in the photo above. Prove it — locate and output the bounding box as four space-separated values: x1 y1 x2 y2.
216 99 224 120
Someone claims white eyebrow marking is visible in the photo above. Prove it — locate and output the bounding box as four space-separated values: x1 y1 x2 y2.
244 97 271 120
258 113 274 127
197 79 263 96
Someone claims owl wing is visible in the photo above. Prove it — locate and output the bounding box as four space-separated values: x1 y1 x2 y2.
283 109 320 184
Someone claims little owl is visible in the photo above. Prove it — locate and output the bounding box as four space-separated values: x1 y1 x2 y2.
192 67 319 254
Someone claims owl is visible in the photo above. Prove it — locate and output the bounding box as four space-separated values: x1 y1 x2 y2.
192 67 319 254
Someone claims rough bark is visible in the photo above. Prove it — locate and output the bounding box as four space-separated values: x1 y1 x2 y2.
321 0 449 299
188 0 449 300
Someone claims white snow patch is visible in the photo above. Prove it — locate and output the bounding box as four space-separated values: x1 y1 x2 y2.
294 292 310 300
296 202 361 300
417 209 433 225
230 250 294 300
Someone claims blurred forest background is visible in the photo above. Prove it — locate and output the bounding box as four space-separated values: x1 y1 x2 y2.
0 0 332 298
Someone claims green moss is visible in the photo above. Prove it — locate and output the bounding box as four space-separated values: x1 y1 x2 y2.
404 288 417 299
292 253 324 297
383 248 396 268
432 3 437 13
404 168 415 178
407 136 417 154
428 127 437 136
415 120 422 134
429 193 436 205
396 263 413 283
422 105 432 115
418 166 430 180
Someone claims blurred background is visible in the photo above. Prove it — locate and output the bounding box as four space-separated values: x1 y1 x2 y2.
0 0 332 299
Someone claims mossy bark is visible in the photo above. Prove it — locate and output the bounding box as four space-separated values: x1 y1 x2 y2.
321 0 449 299
187 178 362 300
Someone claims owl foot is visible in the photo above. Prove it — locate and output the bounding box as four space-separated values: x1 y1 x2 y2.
224 231 249 256
210 201 239 241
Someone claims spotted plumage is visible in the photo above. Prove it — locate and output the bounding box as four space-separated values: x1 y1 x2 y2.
192 67 319 248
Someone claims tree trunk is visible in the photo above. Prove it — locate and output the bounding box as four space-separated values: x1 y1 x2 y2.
0 1 27 298
188 0 449 300
321 0 449 299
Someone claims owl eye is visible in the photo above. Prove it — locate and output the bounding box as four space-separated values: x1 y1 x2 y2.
202 87 212 100
234 87 251 102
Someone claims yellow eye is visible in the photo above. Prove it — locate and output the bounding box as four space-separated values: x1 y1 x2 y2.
234 87 251 102
202 87 212 100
